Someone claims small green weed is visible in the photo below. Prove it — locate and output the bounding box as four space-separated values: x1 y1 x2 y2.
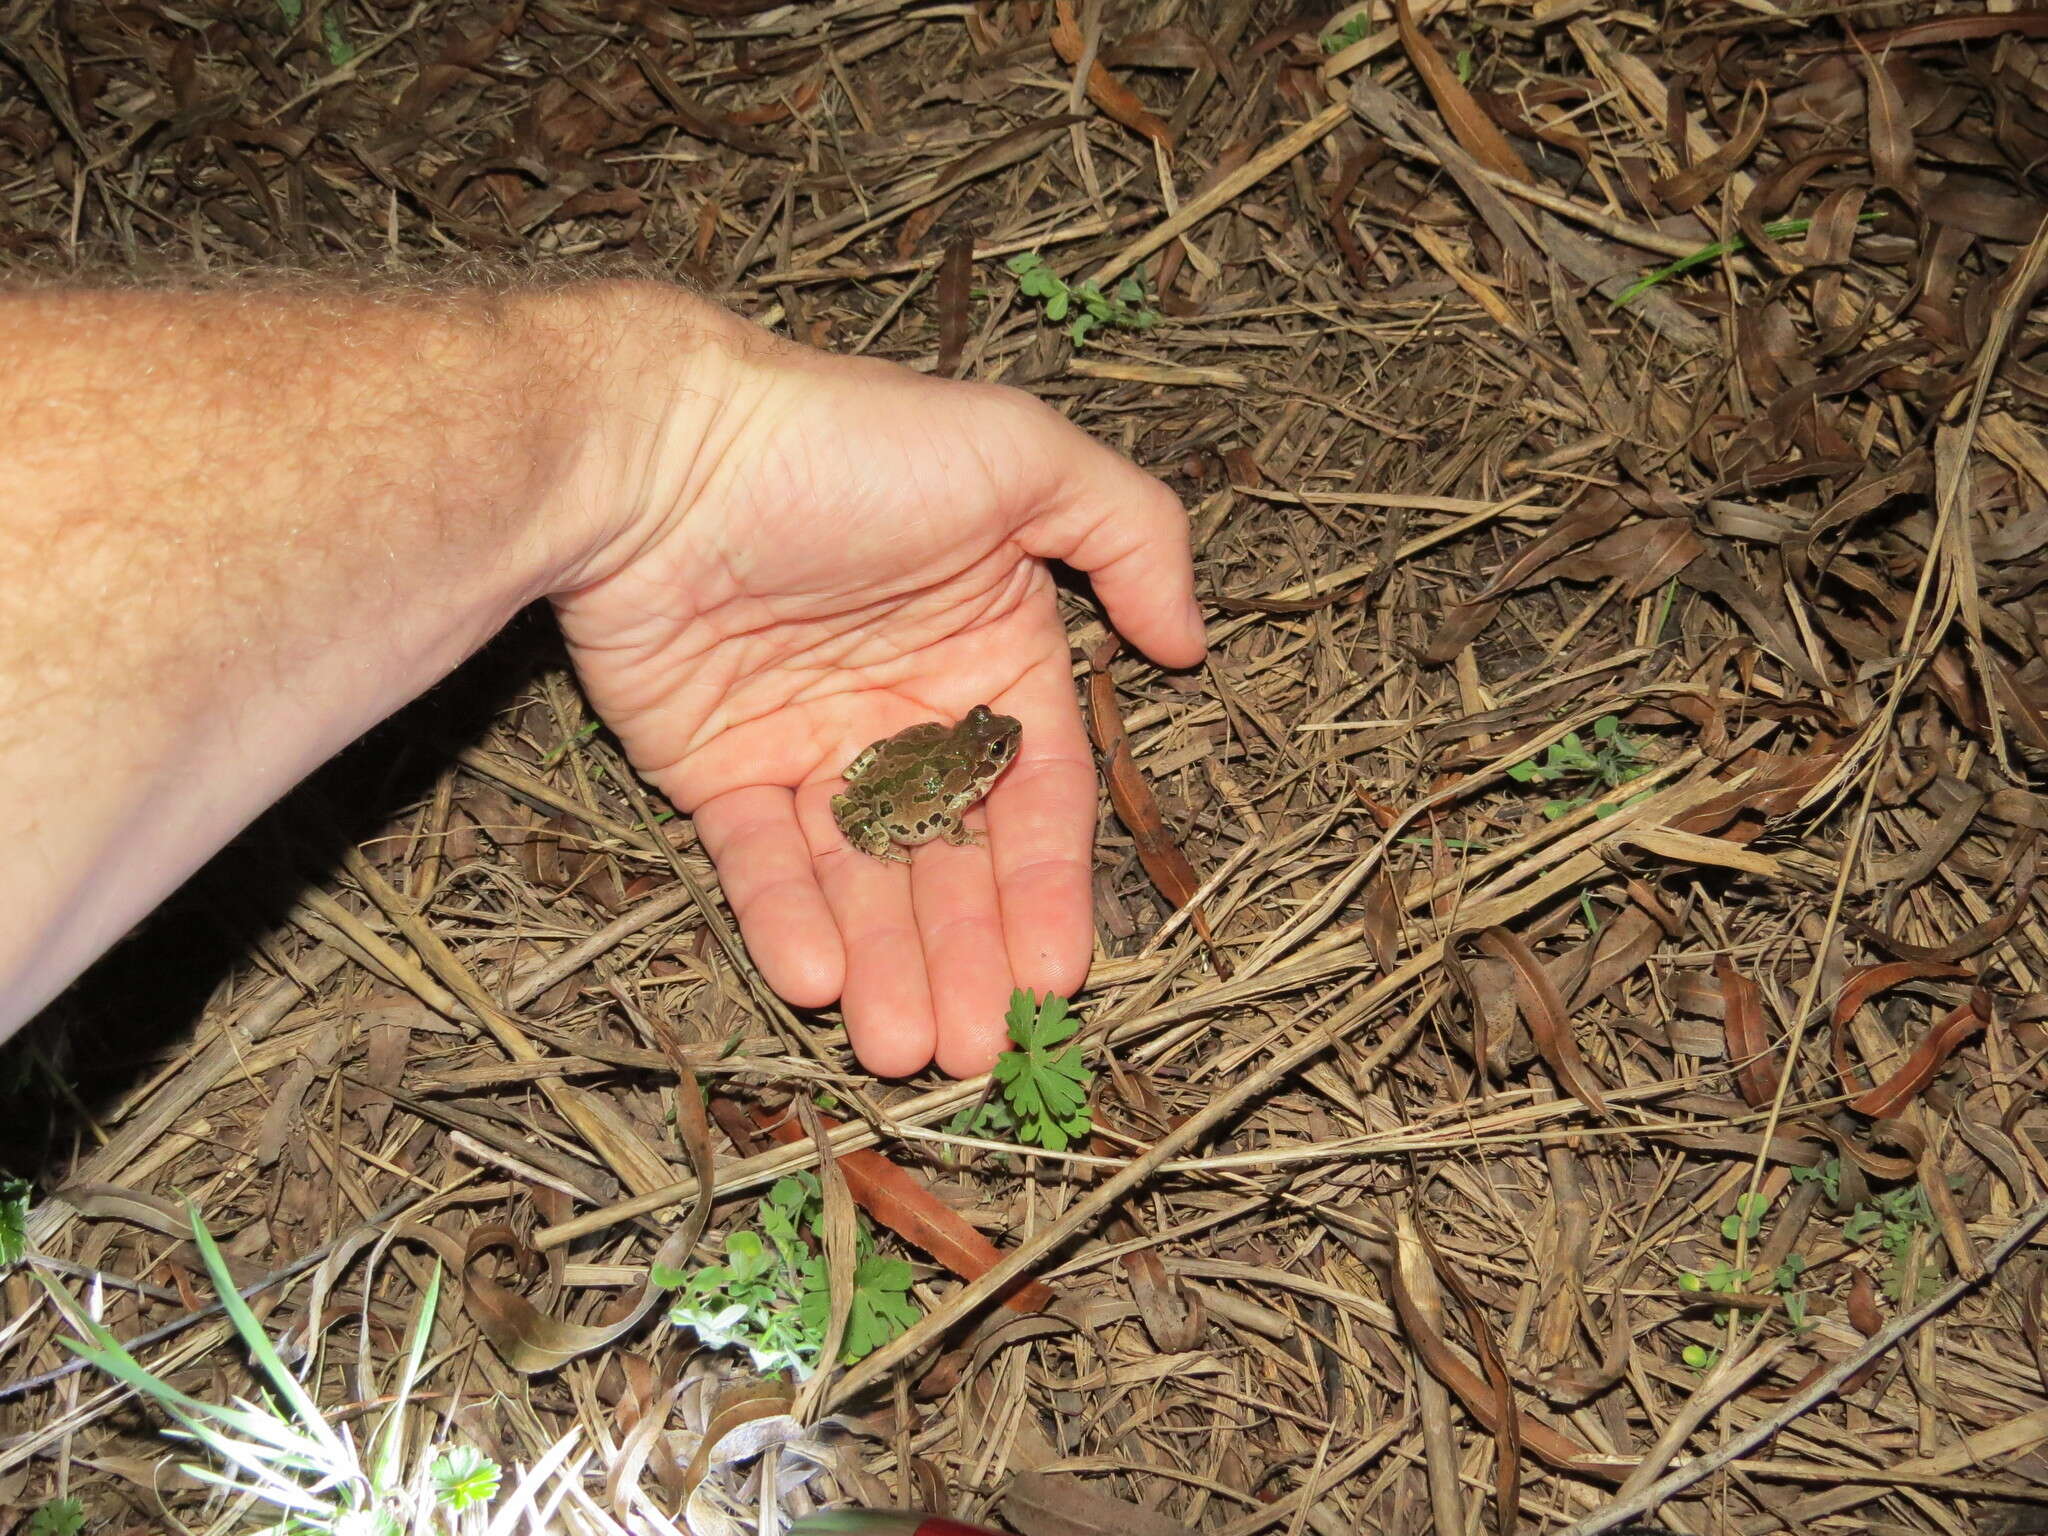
1 1175 28 1267
1722 1190 1769 1244
429 1446 502 1512
1793 1161 1943 1301
658 1171 919 1376
1677 1192 1811 1339
1505 715 1654 820
1845 1183 1942 1302
990 990 1093 1150
1790 1156 1841 1203
1006 253 1160 347
948 990 1095 1152
274 0 353 64
1681 1343 1719 1371
25 1500 84 1536
1320 12 1370 50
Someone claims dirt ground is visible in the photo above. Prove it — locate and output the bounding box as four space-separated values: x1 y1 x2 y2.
5 0 2048 1532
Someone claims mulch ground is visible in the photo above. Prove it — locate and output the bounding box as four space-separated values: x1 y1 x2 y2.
5 0 2048 1533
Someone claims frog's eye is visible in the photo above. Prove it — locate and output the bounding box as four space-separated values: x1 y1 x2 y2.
985 734 1019 767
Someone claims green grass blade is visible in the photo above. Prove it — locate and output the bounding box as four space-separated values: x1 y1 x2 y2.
183 1204 354 1467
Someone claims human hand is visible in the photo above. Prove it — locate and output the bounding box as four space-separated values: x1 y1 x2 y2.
550 290 1205 1077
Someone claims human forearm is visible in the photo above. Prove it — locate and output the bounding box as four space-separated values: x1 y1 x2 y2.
0 278 702 1031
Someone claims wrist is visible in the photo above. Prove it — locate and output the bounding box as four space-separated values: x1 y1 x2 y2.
517 279 754 594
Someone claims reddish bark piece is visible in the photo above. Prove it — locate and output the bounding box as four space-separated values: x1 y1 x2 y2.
1049 0 1173 148
752 1104 1054 1313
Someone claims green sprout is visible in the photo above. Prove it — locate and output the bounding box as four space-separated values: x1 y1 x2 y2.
1845 1183 1941 1302
430 1446 501 1512
658 1171 919 1376
1505 715 1654 820
1677 1192 1813 1339
1320 13 1371 50
946 991 1097 1154
1006 253 1160 347
1 1175 28 1268
1614 211 1882 307
1790 1157 1841 1204
25 1501 84 1536
1722 1191 1769 1244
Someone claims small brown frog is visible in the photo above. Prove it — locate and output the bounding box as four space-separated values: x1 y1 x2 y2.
831 704 1023 862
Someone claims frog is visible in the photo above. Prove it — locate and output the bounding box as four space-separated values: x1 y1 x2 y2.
831 704 1023 862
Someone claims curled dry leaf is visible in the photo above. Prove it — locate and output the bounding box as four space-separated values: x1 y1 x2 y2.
1716 957 1783 1109
1848 988 1992 1118
1857 37 1916 200
1672 746 1846 837
1392 0 1531 185
1049 0 1173 148
1475 927 1612 1119
406 1055 716 1374
1656 85 1769 211
1828 960 1974 1109
1385 1209 1620 1482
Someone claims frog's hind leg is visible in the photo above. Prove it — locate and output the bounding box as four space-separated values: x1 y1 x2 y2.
841 741 886 780
834 795 909 862
935 813 984 849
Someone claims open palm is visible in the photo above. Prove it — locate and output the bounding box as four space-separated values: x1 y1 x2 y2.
552 330 1203 1076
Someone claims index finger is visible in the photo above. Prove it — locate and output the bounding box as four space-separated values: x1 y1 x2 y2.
1001 393 1208 671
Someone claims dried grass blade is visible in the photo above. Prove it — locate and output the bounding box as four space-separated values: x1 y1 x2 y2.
1387 1210 1617 1480
1001 1469 1197 1536
936 236 973 378
1411 1214 1522 1532
792 1098 857 1419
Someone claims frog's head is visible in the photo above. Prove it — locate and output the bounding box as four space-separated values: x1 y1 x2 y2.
961 704 1023 780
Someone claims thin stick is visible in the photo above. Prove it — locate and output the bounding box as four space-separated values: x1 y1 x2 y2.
1091 102 1351 287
